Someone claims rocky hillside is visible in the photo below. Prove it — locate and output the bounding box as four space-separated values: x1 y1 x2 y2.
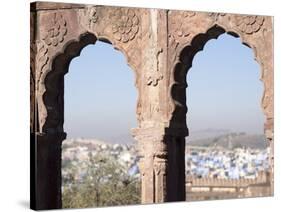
186 131 267 149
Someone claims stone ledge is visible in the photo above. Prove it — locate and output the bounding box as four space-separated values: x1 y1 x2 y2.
30 1 86 12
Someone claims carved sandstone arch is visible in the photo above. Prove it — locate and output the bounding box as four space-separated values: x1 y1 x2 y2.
30 4 145 134
167 11 274 196
40 32 140 133
37 32 141 208
31 5 144 209
170 25 263 127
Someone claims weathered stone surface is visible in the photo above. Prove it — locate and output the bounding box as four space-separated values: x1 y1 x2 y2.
30 1 274 209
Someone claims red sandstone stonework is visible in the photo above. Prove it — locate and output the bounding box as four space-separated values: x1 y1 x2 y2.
30 2 274 210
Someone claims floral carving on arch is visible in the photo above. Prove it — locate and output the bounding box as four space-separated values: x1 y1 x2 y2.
35 7 142 133
234 15 265 34
168 11 197 51
110 8 140 43
168 15 273 190
168 13 272 133
79 6 99 31
42 13 67 47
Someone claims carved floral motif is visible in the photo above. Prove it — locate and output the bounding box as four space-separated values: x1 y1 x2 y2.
42 13 67 46
36 13 67 89
234 15 264 34
208 12 226 22
146 72 163 86
170 11 196 39
79 6 98 30
146 47 163 86
86 7 98 24
36 42 49 89
110 8 139 43
168 11 197 60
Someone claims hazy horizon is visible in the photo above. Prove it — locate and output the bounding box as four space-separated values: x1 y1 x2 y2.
64 33 265 142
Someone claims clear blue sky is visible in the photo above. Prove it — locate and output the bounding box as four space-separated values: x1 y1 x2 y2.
187 34 264 134
64 41 137 140
64 33 265 140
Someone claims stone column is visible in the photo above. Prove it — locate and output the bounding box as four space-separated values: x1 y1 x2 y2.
30 132 66 210
132 127 186 203
132 8 187 203
265 118 274 195
132 127 168 203
166 135 186 201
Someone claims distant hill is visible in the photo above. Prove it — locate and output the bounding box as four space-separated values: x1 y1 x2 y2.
186 130 267 149
64 133 136 145
64 129 267 149
187 128 231 141
62 138 107 149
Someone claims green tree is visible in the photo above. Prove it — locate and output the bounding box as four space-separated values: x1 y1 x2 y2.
62 152 140 208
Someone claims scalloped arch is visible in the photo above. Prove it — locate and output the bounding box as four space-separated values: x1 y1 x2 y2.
169 24 265 133
39 32 140 133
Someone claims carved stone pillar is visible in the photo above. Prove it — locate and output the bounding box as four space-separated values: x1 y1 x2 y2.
31 132 66 210
132 127 168 203
132 127 186 203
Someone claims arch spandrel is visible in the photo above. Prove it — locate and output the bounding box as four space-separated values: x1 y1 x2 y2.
34 6 144 133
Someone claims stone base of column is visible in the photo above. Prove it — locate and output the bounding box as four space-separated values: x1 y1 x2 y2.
30 132 66 210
